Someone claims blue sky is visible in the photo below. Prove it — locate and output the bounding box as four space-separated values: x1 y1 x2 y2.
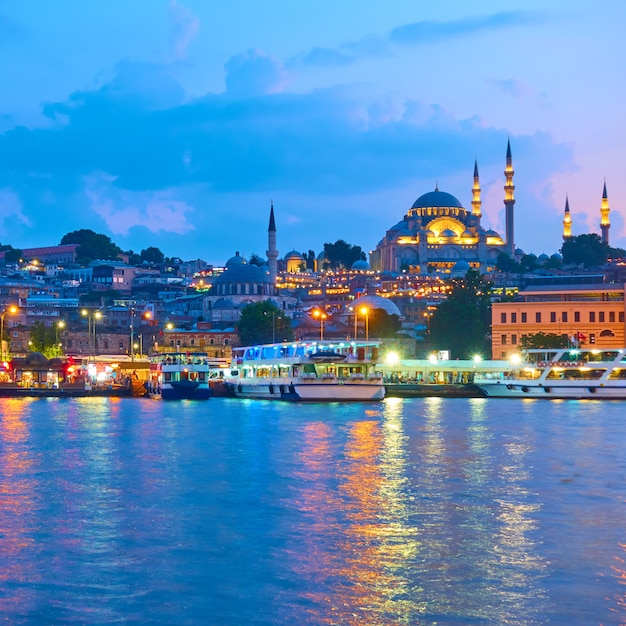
1 0 625 265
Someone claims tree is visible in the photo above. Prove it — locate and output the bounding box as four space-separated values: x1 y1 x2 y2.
0 244 23 264
306 250 316 271
248 253 266 267
237 301 294 346
519 333 568 349
323 240 366 269
61 229 123 266
561 234 609 268
29 322 63 358
139 246 165 265
428 270 492 359
368 309 402 339
495 252 521 273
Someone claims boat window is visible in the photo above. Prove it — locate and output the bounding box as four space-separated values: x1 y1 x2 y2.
607 369 626 380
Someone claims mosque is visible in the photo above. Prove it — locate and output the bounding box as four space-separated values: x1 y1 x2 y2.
369 141 516 275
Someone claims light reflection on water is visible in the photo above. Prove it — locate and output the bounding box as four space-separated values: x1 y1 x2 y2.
0 397 625 624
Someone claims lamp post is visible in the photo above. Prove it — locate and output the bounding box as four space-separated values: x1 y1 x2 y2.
166 322 175 352
313 309 327 341
82 309 102 356
0 305 18 361
93 311 102 355
360 306 369 342
56 320 65 351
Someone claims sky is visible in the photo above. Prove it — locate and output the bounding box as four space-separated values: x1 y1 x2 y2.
1 0 625 265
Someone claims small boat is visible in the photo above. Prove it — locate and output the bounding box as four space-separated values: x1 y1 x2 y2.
474 347 626 399
147 353 214 400
225 340 385 401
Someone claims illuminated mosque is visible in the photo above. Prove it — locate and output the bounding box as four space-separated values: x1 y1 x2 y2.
370 141 516 274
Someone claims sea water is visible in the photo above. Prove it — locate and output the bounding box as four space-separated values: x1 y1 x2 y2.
1 396 625 625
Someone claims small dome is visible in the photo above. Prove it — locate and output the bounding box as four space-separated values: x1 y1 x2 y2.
284 250 303 261
411 189 464 210
485 229 499 237
452 260 471 271
225 252 246 267
538 253 549 262
351 294 401 317
461 230 474 238
440 229 457 237
351 259 370 270
551 253 563 261
515 248 525 256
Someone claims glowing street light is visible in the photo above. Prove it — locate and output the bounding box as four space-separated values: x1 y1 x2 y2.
56 320 65 347
313 309 327 341
0 305 18 361
360 306 369 342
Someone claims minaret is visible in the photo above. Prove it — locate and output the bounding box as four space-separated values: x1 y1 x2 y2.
471 159 482 219
266 201 278 283
563 195 572 240
504 139 516 256
600 180 610 245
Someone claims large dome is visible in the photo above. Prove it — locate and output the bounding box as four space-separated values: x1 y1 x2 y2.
411 189 464 210
351 294 401 317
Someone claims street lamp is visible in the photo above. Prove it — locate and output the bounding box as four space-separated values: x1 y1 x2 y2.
360 306 369 342
0 305 18 361
56 320 65 349
82 309 102 356
166 322 176 352
313 309 327 341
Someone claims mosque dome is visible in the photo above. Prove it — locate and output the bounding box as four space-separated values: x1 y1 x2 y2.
284 250 303 261
452 260 471 273
352 294 401 317
351 259 370 271
411 189 464 210
440 229 457 238
551 253 563 261
538 253 550 263
225 252 247 267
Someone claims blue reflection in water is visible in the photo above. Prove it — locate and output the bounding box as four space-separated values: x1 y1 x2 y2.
0 397 625 624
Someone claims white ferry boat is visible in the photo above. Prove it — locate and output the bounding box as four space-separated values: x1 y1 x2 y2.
474 347 626 399
225 340 385 401
147 352 215 400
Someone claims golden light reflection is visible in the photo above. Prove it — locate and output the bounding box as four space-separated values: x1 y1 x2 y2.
0 399 38 612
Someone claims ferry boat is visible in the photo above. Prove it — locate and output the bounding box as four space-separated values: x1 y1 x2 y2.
474 347 626 399
147 353 214 400
226 340 385 401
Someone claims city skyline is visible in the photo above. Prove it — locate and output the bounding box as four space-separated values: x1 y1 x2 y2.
1 0 624 265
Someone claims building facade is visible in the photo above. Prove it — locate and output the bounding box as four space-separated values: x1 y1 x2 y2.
491 282 626 359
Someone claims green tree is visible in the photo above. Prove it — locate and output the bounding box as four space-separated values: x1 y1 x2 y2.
561 234 609 268
237 301 294 346
323 240 366 269
520 332 568 349
248 253 266 267
368 309 402 339
139 246 165 265
0 244 23 264
495 252 521 273
428 270 492 359
29 322 63 358
61 229 123 266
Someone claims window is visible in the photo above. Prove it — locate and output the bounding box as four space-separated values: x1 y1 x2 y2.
599 312 605 323
562 312 568 323
501 334 507 345
521 312 527 323
590 333 596 344
590 312 596 322
512 334 517 345
500 312 507 323
511 313 517 323
535 312 541 323
550 312 556 323
610 312 616 323
574 311 580 323
620 312 625 323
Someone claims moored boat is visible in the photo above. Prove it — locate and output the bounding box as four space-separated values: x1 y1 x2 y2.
474 347 626 399
225 340 385 401
147 353 214 400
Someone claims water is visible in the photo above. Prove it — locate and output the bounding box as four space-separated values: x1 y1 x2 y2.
1 397 625 625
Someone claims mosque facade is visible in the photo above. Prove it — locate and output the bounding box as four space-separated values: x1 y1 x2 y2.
369 141 516 275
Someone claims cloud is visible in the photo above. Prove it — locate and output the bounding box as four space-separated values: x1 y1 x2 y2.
390 11 543 45
488 78 535 101
0 188 32 240
84 171 196 236
168 0 200 61
297 11 546 68
0 55 574 260
224 49 289 97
